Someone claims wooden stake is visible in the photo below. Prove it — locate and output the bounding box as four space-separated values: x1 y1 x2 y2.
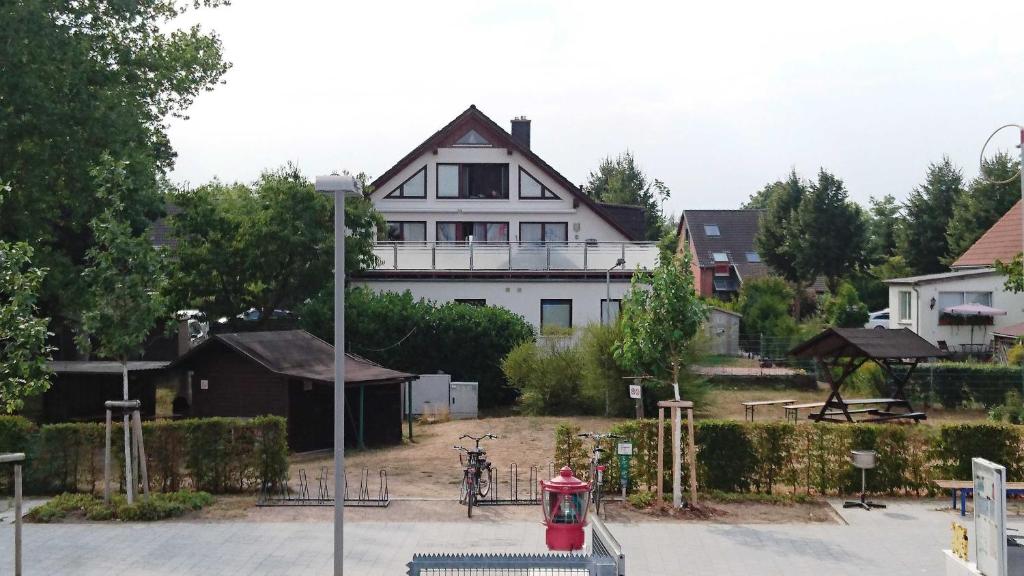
657 406 664 504
123 411 134 504
14 463 21 576
104 408 112 503
687 407 698 505
132 411 150 498
672 406 681 508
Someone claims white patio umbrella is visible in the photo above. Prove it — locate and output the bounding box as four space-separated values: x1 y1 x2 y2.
943 303 1008 347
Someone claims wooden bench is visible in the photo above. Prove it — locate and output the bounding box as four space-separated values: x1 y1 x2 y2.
936 479 1024 517
741 399 796 421
784 402 824 422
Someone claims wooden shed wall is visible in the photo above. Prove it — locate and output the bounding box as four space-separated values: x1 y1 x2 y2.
41 373 156 423
186 342 289 418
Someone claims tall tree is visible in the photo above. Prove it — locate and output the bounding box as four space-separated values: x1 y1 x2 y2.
0 0 230 340
791 169 867 293
167 166 384 322
755 171 807 288
945 152 1021 264
0 185 54 413
584 151 670 240
866 194 901 265
898 157 964 274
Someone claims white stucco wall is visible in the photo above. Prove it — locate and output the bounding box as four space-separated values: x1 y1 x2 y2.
352 277 634 330
887 272 1024 347
370 147 629 243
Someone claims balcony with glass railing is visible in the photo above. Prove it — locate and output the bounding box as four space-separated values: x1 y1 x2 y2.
369 241 659 272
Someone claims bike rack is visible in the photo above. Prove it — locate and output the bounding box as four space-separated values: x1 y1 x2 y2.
257 466 389 508
476 463 553 506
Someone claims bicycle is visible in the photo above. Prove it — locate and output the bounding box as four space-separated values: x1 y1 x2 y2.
454 433 497 518
577 432 622 515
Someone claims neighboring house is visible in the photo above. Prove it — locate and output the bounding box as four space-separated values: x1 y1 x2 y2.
951 200 1021 270
170 330 417 451
354 105 658 332
677 210 769 299
885 200 1024 349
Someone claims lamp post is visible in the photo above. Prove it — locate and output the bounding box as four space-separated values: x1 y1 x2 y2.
603 257 627 415
315 173 360 576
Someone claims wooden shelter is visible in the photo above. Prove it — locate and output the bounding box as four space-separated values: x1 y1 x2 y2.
171 330 418 451
789 328 945 423
35 361 165 423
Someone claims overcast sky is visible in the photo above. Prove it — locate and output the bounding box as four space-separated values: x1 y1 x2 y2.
166 0 1024 215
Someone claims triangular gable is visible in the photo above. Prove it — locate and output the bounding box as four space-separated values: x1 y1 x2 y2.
519 166 560 199
369 105 640 240
454 129 490 146
384 166 426 198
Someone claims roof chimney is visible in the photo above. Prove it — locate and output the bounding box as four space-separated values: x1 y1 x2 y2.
510 116 531 150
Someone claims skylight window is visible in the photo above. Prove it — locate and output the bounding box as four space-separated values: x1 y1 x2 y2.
746 252 761 263
704 224 720 236
712 252 729 263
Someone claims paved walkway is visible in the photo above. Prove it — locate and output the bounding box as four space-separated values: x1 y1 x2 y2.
0 500 1004 575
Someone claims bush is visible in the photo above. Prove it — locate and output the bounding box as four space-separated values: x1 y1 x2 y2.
737 277 799 357
822 281 869 328
910 363 1023 409
0 415 287 495
697 421 756 492
503 339 584 416
1009 344 1024 366
579 324 633 417
28 490 214 523
627 491 655 508
313 288 534 408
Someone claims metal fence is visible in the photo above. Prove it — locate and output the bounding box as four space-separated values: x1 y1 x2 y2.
477 464 551 507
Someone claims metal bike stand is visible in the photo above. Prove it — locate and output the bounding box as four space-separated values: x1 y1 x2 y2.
1 452 25 576
843 450 886 510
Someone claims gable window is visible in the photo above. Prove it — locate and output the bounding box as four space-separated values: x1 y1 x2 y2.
746 252 761 263
704 224 720 237
519 167 560 199
437 163 509 199
385 221 426 242
437 222 509 242
601 299 621 324
712 252 729 263
541 299 572 331
520 222 568 243
898 291 912 322
385 166 426 198
454 129 490 146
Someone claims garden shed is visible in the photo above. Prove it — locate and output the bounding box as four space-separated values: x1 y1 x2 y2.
170 330 417 452
35 361 166 423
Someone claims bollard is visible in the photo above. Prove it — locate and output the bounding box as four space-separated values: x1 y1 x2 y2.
1 452 26 576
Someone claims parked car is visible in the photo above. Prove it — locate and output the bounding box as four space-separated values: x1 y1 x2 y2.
864 309 890 330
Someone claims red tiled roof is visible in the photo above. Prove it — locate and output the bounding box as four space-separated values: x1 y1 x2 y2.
952 201 1022 268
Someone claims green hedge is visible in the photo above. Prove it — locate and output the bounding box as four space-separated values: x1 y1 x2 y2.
0 416 288 495
910 363 1023 409
555 420 1023 496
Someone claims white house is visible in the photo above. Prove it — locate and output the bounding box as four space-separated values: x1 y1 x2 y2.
352 105 658 333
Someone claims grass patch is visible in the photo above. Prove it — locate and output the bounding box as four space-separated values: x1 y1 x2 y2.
28 490 214 523
705 490 815 505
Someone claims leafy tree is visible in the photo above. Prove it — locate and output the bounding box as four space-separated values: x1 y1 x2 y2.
791 169 868 293
996 254 1024 293
755 171 807 288
742 182 780 210
76 158 168 384
0 185 54 413
898 157 964 274
850 255 913 311
579 323 633 417
866 195 901 265
945 152 1020 264
822 281 869 328
0 0 230 337
614 250 708 400
736 277 798 357
167 166 383 322
584 151 670 240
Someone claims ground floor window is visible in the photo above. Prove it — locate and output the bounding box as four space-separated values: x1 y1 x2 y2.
600 299 621 324
541 299 572 332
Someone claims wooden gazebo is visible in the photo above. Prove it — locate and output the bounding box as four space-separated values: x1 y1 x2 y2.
789 328 946 423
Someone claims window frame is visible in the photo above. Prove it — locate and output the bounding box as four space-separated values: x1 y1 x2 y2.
435 163 510 199
518 166 560 200
384 221 427 242
540 299 573 331
704 224 721 237
712 252 729 263
436 221 510 243
384 166 427 199
519 222 569 243
745 252 761 263
600 298 622 324
898 291 912 322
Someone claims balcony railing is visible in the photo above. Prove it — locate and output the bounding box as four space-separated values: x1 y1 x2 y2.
370 241 659 272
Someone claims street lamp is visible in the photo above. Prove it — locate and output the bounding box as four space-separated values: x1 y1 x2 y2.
315 173 360 576
603 257 627 416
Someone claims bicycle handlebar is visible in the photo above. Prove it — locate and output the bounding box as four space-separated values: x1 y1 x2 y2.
459 434 498 441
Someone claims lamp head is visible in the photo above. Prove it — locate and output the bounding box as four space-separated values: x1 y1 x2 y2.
615 258 626 267
315 174 361 197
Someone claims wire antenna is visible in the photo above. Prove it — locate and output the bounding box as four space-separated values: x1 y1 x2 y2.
979 124 1023 185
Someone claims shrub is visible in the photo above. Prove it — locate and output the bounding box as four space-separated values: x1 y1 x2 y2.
822 281 869 328
910 363 1023 409
697 421 756 492
737 277 799 357
579 324 633 417
503 339 584 416
28 490 213 523
1009 344 1024 366
627 491 655 508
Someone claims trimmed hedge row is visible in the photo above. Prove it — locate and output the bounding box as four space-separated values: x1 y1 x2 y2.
555 420 1024 495
908 363 1023 409
0 415 288 495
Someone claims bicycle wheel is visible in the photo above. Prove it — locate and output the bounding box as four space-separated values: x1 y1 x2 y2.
478 467 492 498
467 478 475 518
594 482 602 515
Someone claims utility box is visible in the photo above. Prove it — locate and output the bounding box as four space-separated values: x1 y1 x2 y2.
450 381 478 419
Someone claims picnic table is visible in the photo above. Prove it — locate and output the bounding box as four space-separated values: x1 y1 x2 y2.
784 402 824 422
741 399 796 421
936 479 1024 517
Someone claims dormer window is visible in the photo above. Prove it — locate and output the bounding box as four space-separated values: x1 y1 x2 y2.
385 166 426 198
454 129 490 146
704 224 720 237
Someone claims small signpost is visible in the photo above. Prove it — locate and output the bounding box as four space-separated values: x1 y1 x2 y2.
623 375 649 419
617 442 632 500
628 385 641 399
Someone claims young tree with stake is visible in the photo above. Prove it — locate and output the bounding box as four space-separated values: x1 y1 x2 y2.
77 157 167 503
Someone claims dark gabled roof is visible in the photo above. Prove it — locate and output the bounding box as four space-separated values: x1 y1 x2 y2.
597 203 647 241
172 330 417 386
790 328 945 359
369 105 641 241
679 209 769 281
